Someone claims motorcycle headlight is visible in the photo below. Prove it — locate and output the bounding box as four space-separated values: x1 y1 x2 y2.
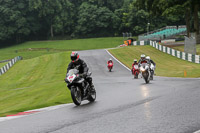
140 67 145 72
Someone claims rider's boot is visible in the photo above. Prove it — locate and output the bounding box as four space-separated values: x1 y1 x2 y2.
89 83 95 93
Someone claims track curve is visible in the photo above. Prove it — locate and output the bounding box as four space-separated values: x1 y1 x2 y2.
0 49 200 133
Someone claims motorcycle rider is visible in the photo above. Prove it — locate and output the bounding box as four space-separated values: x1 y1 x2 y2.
132 59 138 67
67 51 94 91
146 56 156 79
132 59 138 75
107 58 113 65
146 56 156 69
138 54 150 78
138 54 150 66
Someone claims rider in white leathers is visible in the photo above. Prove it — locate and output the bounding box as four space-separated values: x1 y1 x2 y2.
146 56 156 79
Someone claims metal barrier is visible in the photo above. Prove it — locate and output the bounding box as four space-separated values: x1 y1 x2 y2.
131 41 200 64
0 56 23 76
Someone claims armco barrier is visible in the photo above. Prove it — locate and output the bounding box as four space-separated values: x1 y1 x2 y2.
131 41 200 64
0 56 22 76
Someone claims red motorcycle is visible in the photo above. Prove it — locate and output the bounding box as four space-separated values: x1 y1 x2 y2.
132 64 139 79
108 63 113 72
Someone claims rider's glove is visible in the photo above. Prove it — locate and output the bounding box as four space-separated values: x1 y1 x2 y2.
79 74 84 78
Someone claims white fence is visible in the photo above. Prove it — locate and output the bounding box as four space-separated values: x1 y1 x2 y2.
0 56 22 76
132 41 200 64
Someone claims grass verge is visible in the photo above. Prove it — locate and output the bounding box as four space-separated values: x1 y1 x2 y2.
109 45 200 78
0 37 124 60
0 52 71 116
0 62 8 68
172 44 200 55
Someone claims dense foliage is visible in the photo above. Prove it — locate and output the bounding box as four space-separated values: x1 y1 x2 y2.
0 0 199 45
135 0 200 40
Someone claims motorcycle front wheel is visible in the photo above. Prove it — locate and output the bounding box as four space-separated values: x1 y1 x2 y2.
134 72 138 79
145 77 150 83
143 72 150 84
71 86 82 106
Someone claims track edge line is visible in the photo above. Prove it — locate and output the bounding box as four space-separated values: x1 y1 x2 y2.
105 49 131 72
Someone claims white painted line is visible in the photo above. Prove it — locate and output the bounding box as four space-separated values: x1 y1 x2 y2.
0 103 73 122
26 103 73 112
0 116 24 122
105 49 131 72
194 130 200 133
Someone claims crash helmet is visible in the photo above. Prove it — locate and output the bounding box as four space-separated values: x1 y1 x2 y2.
71 51 79 62
134 59 137 63
146 56 150 60
140 54 146 61
109 58 112 61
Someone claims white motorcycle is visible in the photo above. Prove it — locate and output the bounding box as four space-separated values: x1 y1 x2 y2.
140 63 151 84
150 63 155 80
65 69 96 106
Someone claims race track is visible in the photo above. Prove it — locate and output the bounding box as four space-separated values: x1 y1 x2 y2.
0 49 200 133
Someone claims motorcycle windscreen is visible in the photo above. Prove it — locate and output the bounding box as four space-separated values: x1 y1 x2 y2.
134 65 138 69
68 69 79 76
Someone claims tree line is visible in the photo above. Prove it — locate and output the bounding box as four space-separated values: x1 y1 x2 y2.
0 0 199 46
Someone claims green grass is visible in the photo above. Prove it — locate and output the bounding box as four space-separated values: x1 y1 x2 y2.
0 37 124 60
109 45 200 78
0 62 8 68
0 52 72 116
172 44 200 55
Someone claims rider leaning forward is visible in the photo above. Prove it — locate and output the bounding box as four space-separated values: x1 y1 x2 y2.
67 51 95 90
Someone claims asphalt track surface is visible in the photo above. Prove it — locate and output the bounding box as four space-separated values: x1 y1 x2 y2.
0 49 200 133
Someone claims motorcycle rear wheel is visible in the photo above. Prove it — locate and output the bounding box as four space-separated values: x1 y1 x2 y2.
88 88 96 102
150 71 154 80
71 86 82 106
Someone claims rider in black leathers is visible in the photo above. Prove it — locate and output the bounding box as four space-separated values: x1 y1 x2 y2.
67 51 94 90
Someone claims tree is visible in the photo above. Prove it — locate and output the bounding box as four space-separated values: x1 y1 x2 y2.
29 0 74 38
0 0 31 43
128 4 150 34
75 2 117 37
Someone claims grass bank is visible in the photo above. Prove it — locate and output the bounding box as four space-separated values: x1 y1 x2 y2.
0 37 124 60
0 62 8 68
0 52 71 116
109 45 200 78
172 44 200 55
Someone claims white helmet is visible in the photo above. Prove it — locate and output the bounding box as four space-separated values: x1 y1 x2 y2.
146 56 150 60
141 54 145 58
109 58 112 61
141 54 145 61
134 59 137 62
